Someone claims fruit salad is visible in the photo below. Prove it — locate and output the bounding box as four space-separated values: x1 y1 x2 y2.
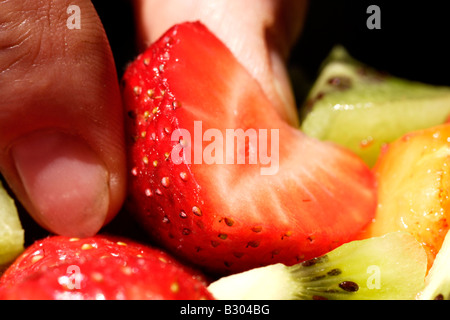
1 20 450 301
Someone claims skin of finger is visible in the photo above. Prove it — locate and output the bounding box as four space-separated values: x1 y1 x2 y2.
132 0 308 127
0 0 126 228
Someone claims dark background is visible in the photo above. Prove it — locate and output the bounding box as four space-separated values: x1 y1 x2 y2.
92 0 450 102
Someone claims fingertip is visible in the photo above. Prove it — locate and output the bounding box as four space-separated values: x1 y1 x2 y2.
11 131 111 237
0 0 127 237
131 0 306 126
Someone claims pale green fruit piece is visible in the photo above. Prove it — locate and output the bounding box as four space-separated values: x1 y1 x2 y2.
208 232 427 300
418 230 450 300
0 180 24 271
300 46 450 167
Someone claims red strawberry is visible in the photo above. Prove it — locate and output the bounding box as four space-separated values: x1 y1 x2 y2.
122 21 377 274
0 235 213 300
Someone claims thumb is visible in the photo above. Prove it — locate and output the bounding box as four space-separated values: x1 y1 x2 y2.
133 0 308 127
0 0 126 237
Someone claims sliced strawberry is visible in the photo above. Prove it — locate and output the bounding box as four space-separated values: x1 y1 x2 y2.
122 21 377 274
0 235 213 300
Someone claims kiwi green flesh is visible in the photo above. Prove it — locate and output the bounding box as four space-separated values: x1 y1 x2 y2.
419 231 450 300
289 232 427 300
208 232 427 300
0 180 24 271
300 46 450 167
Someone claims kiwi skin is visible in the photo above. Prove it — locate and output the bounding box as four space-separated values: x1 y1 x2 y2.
208 232 427 300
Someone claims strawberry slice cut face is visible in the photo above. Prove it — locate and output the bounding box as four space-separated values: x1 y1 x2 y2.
122 21 377 274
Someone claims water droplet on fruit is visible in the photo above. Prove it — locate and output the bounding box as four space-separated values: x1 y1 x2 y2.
163 35 173 44
162 215 169 223
131 167 138 176
182 228 191 235
144 188 152 197
155 188 163 196
143 57 150 66
153 160 158 167
142 156 149 164
159 64 165 72
162 51 170 60
360 136 374 149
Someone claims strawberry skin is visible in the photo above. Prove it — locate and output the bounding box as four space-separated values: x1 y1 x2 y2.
122 22 377 274
0 235 213 300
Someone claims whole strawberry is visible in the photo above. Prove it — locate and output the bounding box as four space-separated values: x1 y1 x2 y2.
122 21 377 275
0 235 213 300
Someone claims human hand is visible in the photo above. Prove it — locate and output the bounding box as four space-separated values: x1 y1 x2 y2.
0 0 307 237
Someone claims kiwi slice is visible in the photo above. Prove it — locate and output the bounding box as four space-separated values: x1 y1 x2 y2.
0 180 24 271
418 230 450 300
208 232 427 300
300 46 450 167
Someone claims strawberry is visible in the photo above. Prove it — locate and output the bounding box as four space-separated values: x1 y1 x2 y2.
122 21 377 274
0 235 213 300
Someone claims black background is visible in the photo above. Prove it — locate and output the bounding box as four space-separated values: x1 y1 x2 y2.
92 0 450 103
